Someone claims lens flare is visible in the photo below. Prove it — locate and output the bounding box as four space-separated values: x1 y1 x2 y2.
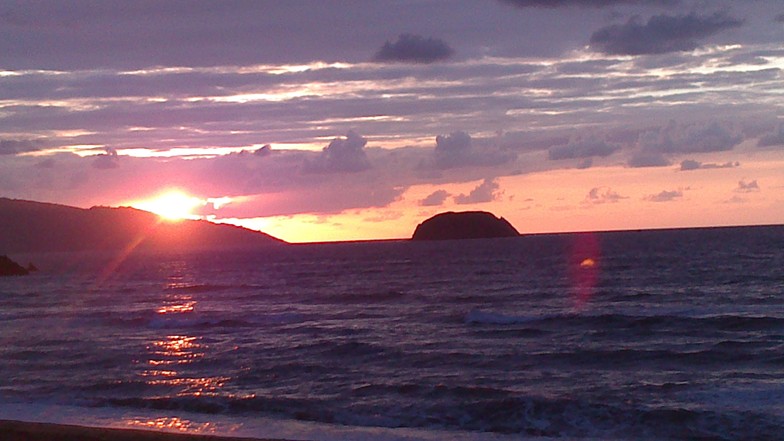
569 233 600 310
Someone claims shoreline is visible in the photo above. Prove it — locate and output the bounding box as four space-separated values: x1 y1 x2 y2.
0 420 298 441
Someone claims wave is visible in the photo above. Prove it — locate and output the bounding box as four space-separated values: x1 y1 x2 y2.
316 289 408 304
163 283 270 294
464 309 549 325
147 312 308 329
464 309 784 331
96 392 784 440
87 310 309 330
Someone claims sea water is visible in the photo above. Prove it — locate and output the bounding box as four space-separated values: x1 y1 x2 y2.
1 226 783 440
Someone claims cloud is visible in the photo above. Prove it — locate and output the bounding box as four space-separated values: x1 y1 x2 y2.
92 147 120 169
775 13 784 23
0 139 42 155
435 131 472 168
589 12 743 55
678 159 701 171
432 131 515 169
735 179 760 193
303 131 371 173
585 186 626 204
420 189 451 206
373 34 454 64
454 178 502 204
548 134 619 160
679 159 738 171
757 124 784 147
499 0 676 8
628 150 670 167
254 144 272 157
723 195 747 204
576 158 593 169
629 120 742 167
645 189 682 202
35 158 56 169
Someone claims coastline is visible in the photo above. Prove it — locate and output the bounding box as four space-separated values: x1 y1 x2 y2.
0 420 296 441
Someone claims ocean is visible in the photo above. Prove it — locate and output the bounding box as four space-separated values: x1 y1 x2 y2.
1 225 783 440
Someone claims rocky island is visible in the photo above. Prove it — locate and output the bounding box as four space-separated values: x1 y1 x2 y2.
412 211 520 241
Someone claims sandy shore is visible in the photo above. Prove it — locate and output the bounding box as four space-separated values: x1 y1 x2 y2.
0 420 296 441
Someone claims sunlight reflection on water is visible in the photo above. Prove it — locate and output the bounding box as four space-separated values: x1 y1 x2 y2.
124 416 218 433
156 300 196 314
143 335 230 396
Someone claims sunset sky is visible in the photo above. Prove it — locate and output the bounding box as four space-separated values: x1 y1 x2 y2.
1 0 783 242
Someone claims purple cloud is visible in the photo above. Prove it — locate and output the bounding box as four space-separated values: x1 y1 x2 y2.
454 178 502 204
628 150 670 168
432 132 515 169
92 147 120 170
373 34 454 64
735 179 760 193
254 145 272 157
629 120 742 168
303 131 371 173
590 12 743 55
585 186 626 204
0 139 42 155
757 124 784 147
548 134 619 160
645 189 682 202
420 189 451 206
679 159 738 171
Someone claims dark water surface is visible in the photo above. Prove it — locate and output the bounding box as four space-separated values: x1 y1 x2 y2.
1 226 783 440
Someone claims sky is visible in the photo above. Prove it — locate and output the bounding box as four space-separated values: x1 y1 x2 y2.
1 0 783 242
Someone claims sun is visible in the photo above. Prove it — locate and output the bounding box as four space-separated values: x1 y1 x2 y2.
130 190 204 221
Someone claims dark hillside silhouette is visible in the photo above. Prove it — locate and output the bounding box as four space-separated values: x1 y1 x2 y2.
0 198 284 253
0 255 29 276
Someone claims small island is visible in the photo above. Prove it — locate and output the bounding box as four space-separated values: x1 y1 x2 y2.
411 211 520 241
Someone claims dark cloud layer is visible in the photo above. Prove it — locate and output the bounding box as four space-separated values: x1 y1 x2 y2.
373 34 454 64
590 12 743 55
500 0 676 8
0 139 42 155
757 124 784 147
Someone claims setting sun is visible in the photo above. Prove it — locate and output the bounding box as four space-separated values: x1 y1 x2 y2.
129 190 204 221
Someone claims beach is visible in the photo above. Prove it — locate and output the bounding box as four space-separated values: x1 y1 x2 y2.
0 420 288 441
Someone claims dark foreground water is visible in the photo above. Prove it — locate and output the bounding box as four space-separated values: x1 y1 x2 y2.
1 226 783 440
